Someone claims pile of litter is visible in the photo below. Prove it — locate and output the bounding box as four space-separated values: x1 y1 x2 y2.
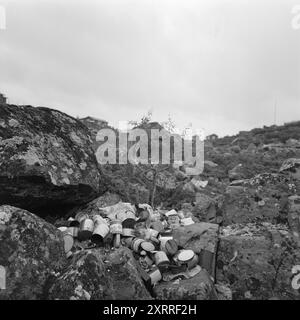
56 202 212 289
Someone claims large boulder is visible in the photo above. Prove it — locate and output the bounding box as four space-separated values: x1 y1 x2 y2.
154 269 217 300
0 205 67 299
0 104 102 215
192 193 217 222
216 223 300 300
48 247 152 300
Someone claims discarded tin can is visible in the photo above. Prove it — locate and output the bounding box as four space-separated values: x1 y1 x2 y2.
180 217 194 226
122 217 136 237
140 241 155 253
58 226 68 233
165 209 178 217
145 228 159 240
91 222 109 244
110 220 122 248
77 214 90 223
186 253 199 269
160 238 178 256
123 237 135 247
159 234 172 242
110 220 123 234
151 221 165 233
154 251 170 267
63 230 74 254
160 228 173 237
146 228 160 244
148 266 162 285
131 238 144 252
68 217 80 227
122 218 136 228
144 255 154 267
103 232 114 247
93 215 107 225
176 249 194 262
167 215 180 229
67 226 79 238
122 228 136 237
175 249 198 269
78 218 94 241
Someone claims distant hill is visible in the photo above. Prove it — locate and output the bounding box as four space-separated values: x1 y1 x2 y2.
209 121 300 147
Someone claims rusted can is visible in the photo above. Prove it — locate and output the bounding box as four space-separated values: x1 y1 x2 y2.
91 222 109 244
78 218 94 241
148 266 162 285
160 238 178 256
154 251 170 267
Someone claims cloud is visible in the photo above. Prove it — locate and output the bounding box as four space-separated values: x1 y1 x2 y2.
0 0 299 137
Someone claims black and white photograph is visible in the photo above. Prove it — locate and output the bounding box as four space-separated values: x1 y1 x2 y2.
0 0 300 309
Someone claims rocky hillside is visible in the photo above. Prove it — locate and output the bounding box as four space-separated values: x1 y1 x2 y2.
1 104 300 300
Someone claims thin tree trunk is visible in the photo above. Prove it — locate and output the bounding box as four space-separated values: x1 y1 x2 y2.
150 169 157 208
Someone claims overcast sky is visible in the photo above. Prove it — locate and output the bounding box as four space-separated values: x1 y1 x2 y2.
0 0 299 136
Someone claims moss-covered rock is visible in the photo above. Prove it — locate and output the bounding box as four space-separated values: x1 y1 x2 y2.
0 205 67 299
0 104 102 215
216 223 300 300
48 247 152 300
